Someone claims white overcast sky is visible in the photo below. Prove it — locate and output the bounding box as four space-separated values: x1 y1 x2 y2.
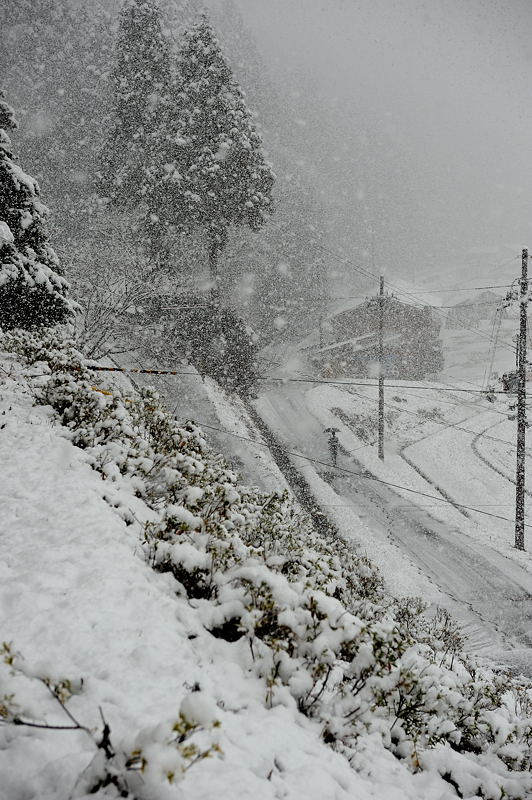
225 0 532 286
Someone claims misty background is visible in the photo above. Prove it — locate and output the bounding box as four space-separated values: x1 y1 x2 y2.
232 0 532 283
2 0 531 321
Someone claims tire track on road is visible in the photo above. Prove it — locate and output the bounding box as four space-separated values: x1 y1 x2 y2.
396 410 491 520
470 420 532 502
248 391 532 673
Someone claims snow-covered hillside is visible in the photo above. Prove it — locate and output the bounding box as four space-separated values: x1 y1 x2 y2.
1 331 531 800
0 344 376 800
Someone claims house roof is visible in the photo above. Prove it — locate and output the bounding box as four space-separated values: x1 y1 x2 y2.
449 289 502 308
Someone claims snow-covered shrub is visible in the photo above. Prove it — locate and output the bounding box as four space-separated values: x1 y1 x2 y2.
0 643 222 797
3 327 531 800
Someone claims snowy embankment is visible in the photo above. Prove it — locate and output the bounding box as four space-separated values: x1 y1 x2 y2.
110 357 288 495
1 330 531 800
0 348 376 798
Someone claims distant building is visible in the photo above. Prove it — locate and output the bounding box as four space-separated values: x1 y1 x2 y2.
312 295 444 380
445 290 502 329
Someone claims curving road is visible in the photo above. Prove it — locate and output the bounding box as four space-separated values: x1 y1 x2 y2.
254 385 532 676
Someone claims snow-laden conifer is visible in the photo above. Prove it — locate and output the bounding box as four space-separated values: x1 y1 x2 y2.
0 92 72 329
170 15 275 286
99 0 174 261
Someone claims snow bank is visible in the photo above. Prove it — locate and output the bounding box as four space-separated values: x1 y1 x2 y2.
1 331 530 800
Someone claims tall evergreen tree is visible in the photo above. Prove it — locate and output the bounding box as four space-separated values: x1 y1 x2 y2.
0 93 72 329
99 0 173 260
159 0 203 51
169 15 275 287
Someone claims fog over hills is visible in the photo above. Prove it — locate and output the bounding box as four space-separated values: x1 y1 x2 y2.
224 0 532 288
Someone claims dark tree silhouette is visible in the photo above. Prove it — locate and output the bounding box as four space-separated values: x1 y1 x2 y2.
99 0 174 262
169 16 275 290
0 93 72 329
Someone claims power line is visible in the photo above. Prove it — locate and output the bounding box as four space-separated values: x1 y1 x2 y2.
256 375 513 395
330 285 511 300
315 243 517 356
321 502 524 510
400 284 512 294
193 419 532 528
87 364 520 397
379 381 512 419
438 300 506 308
87 365 202 377
360 279 516 356
286 357 509 418
103 364 529 520
344 386 528 451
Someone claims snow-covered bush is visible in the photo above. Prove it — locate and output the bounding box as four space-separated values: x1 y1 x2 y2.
0 642 222 796
3 327 531 800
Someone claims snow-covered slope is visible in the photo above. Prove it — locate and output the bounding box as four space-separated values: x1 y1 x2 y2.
1 332 531 800
0 351 384 799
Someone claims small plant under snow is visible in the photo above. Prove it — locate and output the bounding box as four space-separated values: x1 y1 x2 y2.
0 328 531 799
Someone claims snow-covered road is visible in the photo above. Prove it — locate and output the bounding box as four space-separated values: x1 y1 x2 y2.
118 362 531 676
255 384 532 676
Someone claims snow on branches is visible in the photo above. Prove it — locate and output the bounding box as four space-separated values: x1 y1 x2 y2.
171 17 275 264
99 7 274 281
3 328 532 800
0 93 73 329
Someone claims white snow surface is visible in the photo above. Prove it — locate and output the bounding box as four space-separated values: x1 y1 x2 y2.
0 353 465 800
254 380 532 675
0 221 14 243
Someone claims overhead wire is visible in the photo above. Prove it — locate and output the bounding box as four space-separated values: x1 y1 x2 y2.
87 364 521 400
294 284 520 413
255 374 513 395
340 386 526 452
329 285 512 300
314 242 518 356
113 368 529 517
395 283 513 294
367 379 512 418
192 419 532 528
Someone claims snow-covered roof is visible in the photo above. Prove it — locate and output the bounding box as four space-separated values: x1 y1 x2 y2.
314 330 401 355
449 289 502 308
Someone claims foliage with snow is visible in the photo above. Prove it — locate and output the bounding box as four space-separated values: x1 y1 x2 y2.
1 0 115 248
99 0 175 262
1 328 531 799
143 291 258 394
167 15 275 283
0 93 73 329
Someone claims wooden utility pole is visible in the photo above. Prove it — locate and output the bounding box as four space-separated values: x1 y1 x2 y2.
514 247 528 551
378 275 385 460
